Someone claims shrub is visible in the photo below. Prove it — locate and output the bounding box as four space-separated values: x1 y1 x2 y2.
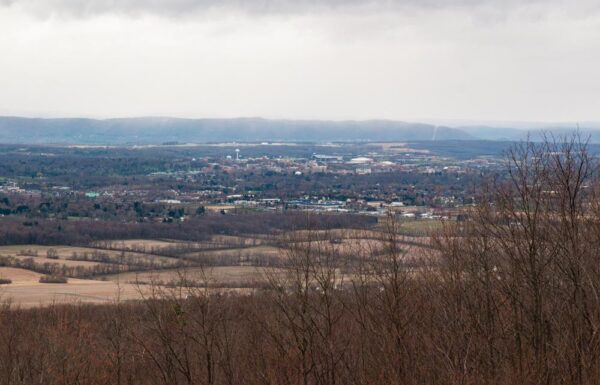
18 249 38 257
39 275 68 284
46 248 59 259
0 278 12 284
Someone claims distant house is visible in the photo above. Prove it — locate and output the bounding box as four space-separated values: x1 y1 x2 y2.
312 154 343 162
355 165 372 175
158 199 181 204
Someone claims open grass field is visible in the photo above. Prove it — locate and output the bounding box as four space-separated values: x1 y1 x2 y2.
12 255 105 268
211 235 268 246
96 239 179 249
0 245 113 258
0 227 435 305
104 266 276 286
183 245 280 260
396 219 445 236
287 239 432 261
103 265 368 289
94 236 266 255
285 228 432 244
0 244 181 266
0 267 145 307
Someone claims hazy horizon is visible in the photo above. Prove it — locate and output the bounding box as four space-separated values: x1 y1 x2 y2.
0 114 597 131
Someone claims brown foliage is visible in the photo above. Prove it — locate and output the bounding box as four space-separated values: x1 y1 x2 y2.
0 136 599 384
39 275 69 284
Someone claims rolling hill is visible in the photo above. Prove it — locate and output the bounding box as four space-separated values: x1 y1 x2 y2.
0 116 472 144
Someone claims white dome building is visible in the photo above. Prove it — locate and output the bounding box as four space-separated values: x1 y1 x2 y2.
349 157 373 164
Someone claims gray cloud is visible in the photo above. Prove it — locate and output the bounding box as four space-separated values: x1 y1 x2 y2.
0 0 583 18
1 0 599 122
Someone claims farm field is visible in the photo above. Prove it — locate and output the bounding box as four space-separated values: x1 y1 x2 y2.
103 265 367 289
284 238 432 260
94 235 267 254
211 235 268 246
0 244 181 266
182 245 280 261
93 239 180 251
0 267 145 307
285 228 432 245
12 255 104 268
104 266 276 287
395 219 445 235
0 228 432 305
0 245 115 258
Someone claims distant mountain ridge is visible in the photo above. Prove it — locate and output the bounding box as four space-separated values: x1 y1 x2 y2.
0 116 598 144
0 116 472 144
458 123 600 141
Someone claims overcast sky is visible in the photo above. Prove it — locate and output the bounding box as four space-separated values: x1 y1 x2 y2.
1 0 599 123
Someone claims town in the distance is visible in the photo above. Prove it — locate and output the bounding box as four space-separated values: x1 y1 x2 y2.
0 140 503 225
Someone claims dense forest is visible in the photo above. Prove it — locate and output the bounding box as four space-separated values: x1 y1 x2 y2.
0 212 375 245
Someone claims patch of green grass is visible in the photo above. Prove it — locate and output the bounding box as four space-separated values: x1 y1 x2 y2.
67 216 91 221
398 220 444 236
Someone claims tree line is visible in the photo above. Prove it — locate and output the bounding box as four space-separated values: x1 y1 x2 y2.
0 212 373 246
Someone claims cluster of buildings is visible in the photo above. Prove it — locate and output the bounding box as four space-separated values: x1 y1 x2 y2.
0 145 491 222
189 150 473 177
